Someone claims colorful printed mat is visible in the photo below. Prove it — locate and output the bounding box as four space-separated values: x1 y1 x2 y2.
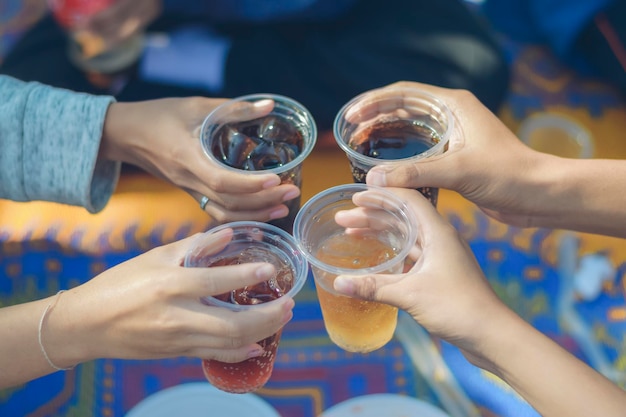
2 2 626 417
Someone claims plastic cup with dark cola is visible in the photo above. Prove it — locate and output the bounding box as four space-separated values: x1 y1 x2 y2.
200 94 317 232
334 86 453 206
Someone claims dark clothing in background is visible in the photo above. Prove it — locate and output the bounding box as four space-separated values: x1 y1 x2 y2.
1 0 510 131
483 0 626 95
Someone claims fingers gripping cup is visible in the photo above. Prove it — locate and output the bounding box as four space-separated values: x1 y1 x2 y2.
293 184 417 353
200 94 317 233
184 221 308 394
334 87 453 206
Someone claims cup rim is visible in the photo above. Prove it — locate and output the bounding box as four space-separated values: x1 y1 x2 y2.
184 220 309 311
199 93 317 175
293 183 418 275
333 86 453 166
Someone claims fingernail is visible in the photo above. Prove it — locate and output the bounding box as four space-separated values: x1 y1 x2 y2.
247 347 264 358
255 264 275 280
282 189 300 202
366 168 387 186
263 177 281 188
269 206 288 220
282 309 293 324
334 277 355 295
254 99 273 108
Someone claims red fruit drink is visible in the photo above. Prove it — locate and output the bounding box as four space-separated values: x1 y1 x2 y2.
202 247 295 394
201 331 283 394
184 222 308 394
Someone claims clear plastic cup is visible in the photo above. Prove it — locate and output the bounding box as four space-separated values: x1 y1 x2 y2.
200 94 317 233
293 184 417 353
334 86 453 206
184 221 308 393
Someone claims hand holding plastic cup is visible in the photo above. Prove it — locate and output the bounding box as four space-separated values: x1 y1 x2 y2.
184 221 308 394
293 184 417 353
334 86 453 206
200 94 317 233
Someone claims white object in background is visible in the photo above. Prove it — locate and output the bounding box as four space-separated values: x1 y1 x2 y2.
557 234 624 385
517 113 594 159
573 253 615 301
318 393 450 417
125 382 280 417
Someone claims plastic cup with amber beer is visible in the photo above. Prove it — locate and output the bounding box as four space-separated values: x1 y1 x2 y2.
334 86 453 206
184 221 308 393
293 184 417 353
200 94 317 233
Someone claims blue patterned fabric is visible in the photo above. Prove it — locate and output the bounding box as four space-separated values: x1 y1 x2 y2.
2 207 625 416
1 1 625 416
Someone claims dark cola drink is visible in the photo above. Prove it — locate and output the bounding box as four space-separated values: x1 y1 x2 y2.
210 116 305 232
349 119 442 206
211 116 303 171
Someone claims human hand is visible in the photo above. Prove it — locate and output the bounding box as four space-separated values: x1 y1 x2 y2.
101 96 300 224
359 81 561 229
46 233 294 366
332 187 511 356
333 187 626 417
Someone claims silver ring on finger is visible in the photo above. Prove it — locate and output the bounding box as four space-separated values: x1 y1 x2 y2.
199 195 210 211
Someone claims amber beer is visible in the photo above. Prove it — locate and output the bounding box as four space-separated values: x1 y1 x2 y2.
293 184 417 354
314 233 400 353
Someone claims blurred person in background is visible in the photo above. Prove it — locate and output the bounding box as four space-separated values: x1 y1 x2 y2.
0 0 510 131
481 0 626 95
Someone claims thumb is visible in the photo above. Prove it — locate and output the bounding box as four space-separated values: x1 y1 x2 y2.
365 153 458 190
364 117 466 190
333 273 404 307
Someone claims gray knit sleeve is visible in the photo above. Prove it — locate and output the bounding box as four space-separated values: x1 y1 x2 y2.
0 75 121 213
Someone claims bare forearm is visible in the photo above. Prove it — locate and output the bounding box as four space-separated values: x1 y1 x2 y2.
535 157 626 237
468 312 626 417
0 293 88 389
0 298 60 388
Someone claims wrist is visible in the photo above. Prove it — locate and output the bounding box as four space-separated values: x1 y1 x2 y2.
100 101 143 165
457 306 530 377
44 289 101 367
515 151 568 221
